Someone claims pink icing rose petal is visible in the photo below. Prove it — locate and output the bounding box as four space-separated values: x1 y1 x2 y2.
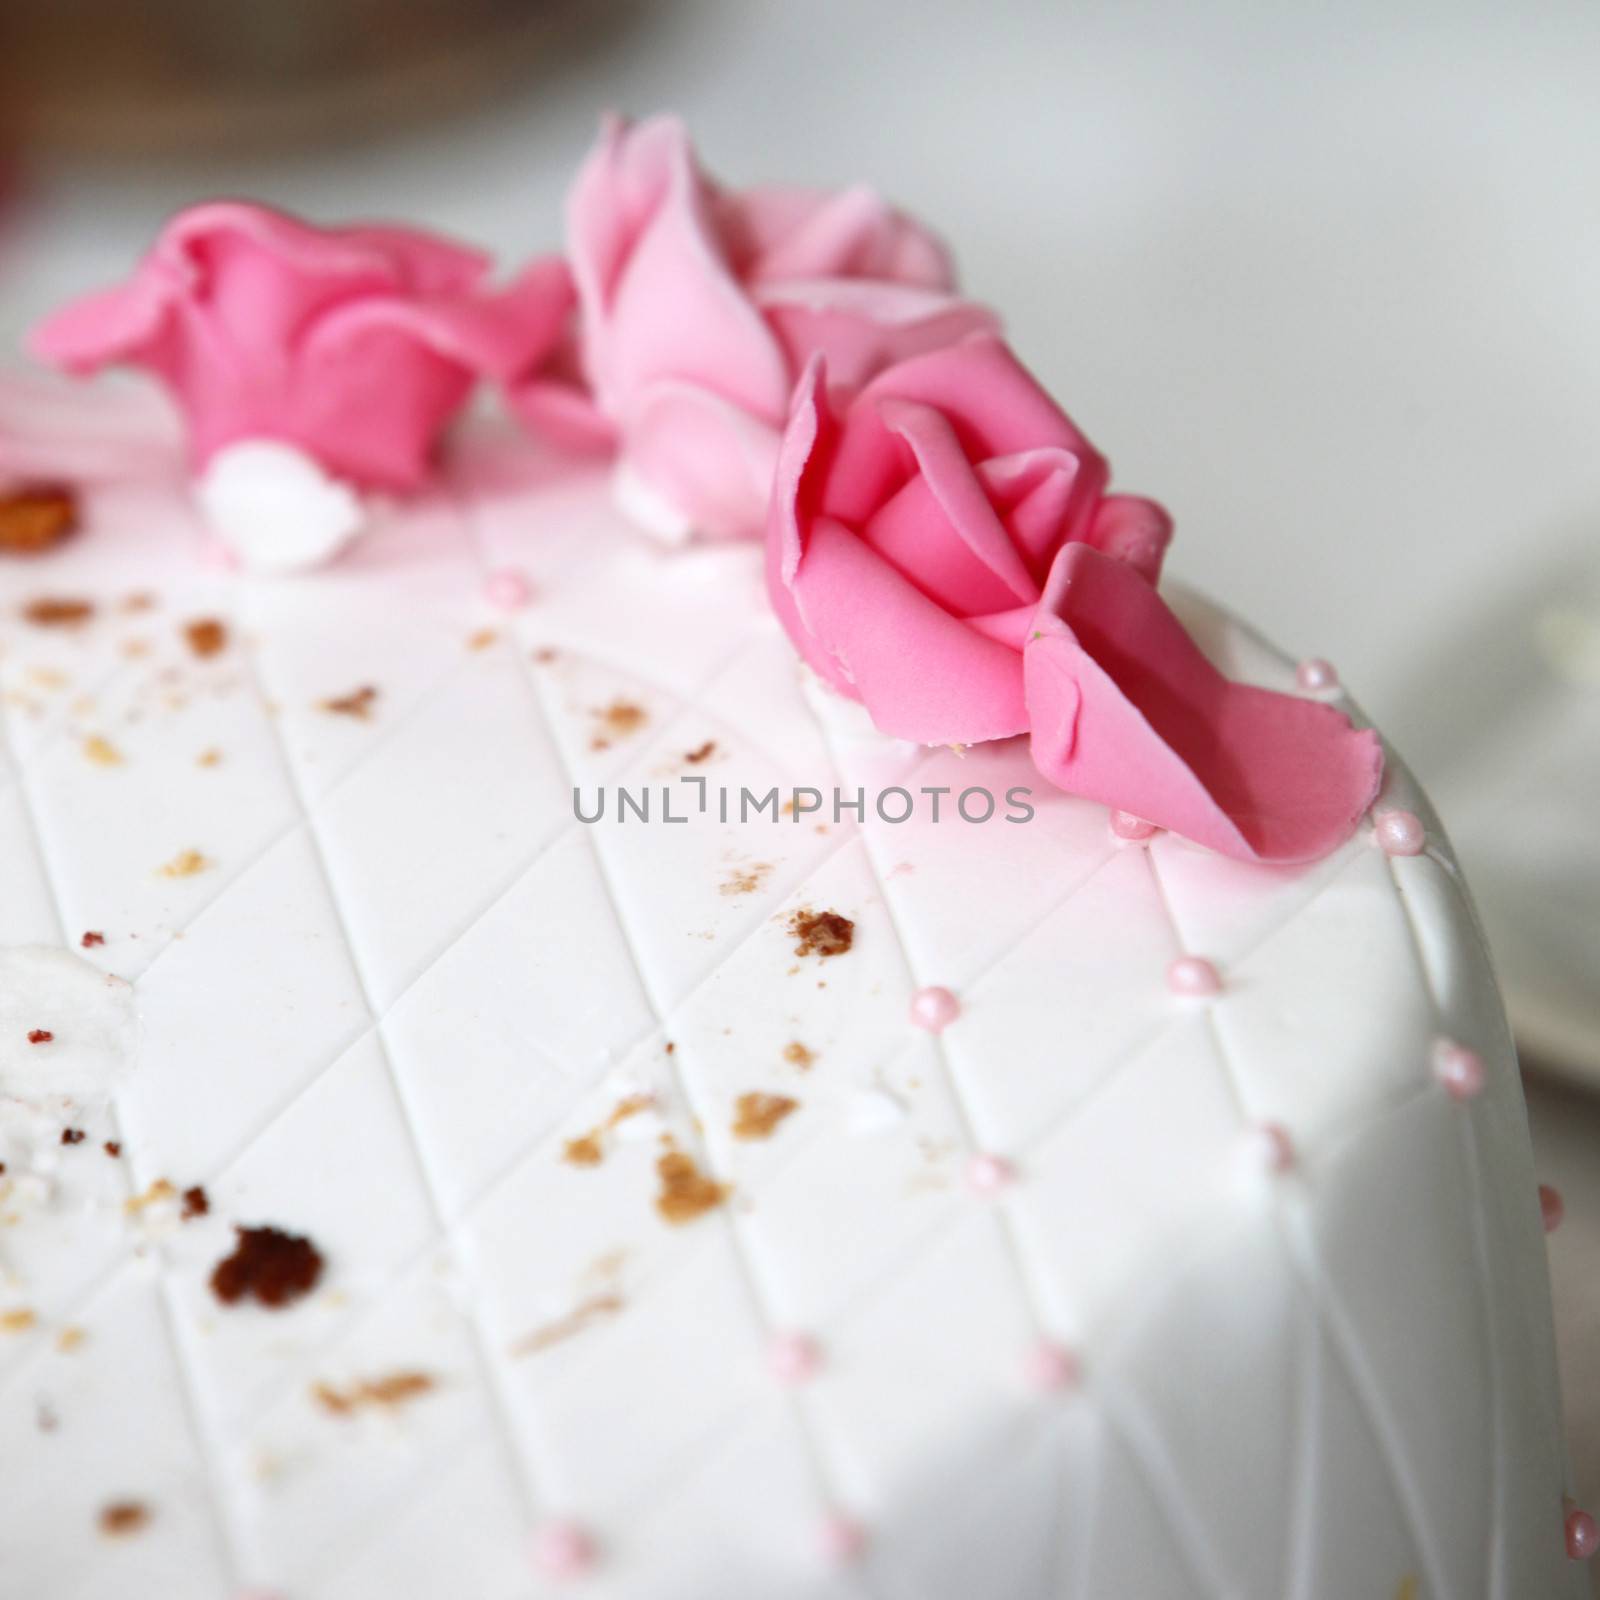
766 341 1173 746
768 336 1378 863
507 114 996 539
1025 545 1384 863
29 202 570 492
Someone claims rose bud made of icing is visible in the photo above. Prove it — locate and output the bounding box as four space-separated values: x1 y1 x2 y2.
30 202 569 571
765 334 1381 862
507 113 996 542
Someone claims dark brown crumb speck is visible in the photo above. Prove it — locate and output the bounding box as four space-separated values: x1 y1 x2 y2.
27 1029 53 1045
0 484 79 554
81 931 105 948
320 685 379 720
685 740 716 764
211 1225 324 1309
787 908 855 959
104 1141 121 1158
99 1502 150 1537
22 596 94 627
183 618 229 659
181 1185 209 1221
61 1128 85 1146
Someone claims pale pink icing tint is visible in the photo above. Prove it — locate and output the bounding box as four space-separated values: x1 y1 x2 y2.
1167 955 1222 998
530 1520 597 1580
1024 1340 1082 1392
768 1332 822 1386
1247 1122 1296 1175
1295 657 1339 692
818 1513 868 1566
1109 809 1159 843
484 568 533 610
1374 809 1427 856
1433 1039 1487 1101
909 985 961 1032
766 344 1381 863
966 1152 1016 1194
508 114 994 539
1540 1184 1566 1234
29 203 569 492
1566 1505 1599 1561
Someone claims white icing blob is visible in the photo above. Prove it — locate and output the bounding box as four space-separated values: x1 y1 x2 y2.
611 458 694 546
195 438 367 572
0 945 138 1107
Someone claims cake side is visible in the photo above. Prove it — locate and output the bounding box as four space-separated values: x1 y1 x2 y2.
0 384 1581 1599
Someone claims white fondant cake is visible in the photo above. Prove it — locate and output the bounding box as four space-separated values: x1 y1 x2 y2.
0 377 1582 1600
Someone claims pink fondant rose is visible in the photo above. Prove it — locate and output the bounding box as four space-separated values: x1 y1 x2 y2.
29 201 567 492
768 335 1383 862
509 114 996 540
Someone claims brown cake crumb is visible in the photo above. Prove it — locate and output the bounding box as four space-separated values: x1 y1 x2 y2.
589 698 647 750
158 849 211 879
83 735 123 767
783 1041 816 1070
313 1370 436 1416
197 747 223 768
183 618 228 659
654 1147 728 1225
0 484 79 554
211 1226 325 1309
125 1178 177 1214
562 1133 604 1168
121 592 156 614
180 1185 210 1221
685 740 716 764
321 685 379 719
103 1141 121 1158
56 1325 86 1352
81 931 105 948
467 628 498 652
99 1502 150 1537
788 908 855 959
1 1309 37 1333
27 1029 52 1045
512 1291 626 1357
721 862 773 898
732 1092 799 1141
23 596 94 627
60 1128 85 1146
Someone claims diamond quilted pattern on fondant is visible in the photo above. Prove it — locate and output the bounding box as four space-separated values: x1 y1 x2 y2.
0 401 1583 1600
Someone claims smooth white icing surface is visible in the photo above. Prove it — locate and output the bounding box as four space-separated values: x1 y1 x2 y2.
0 380 1582 1599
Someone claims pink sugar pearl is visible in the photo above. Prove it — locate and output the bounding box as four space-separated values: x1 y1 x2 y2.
1295 658 1339 692
769 1331 821 1386
1433 1038 1486 1101
484 568 532 610
1246 1122 1295 1175
818 1512 867 1566
530 1520 596 1580
967 1152 1015 1195
1374 809 1426 856
1540 1184 1566 1234
1167 955 1222 998
1567 1505 1599 1560
1025 1339 1081 1392
909 985 960 1032
1109 809 1158 843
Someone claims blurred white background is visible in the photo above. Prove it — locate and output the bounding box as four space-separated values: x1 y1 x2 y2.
2 0 1597 1565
